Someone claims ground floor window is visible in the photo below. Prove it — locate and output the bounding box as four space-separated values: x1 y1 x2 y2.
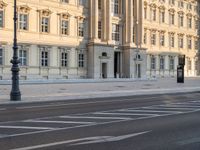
60 48 68 67
151 56 156 70
160 56 165 70
78 53 84 68
169 56 174 70
40 47 49 67
0 48 3 65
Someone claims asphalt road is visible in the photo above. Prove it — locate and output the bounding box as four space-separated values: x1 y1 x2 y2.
0 92 200 150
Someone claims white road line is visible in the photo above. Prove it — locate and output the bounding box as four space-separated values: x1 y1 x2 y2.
0 108 6 111
119 109 182 114
0 126 56 130
144 106 193 111
16 96 159 110
11 131 151 150
160 105 200 108
93 112 158 116
23 120 94 125
59 115 131 120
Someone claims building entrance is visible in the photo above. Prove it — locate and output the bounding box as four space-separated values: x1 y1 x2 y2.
102 63 107 78
136 64 141 78
114 52 121 78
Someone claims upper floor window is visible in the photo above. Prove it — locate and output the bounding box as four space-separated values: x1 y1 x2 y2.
98 0 101 9
195 40 198 50
0 10 4 28
111 0 119 15
178 14 184 27
152 9 156 21
169 0 175 5
187 3 192 10
143 30 147 44
78 22 84 37
98 21 102 39
188 59 191 70
61 0 69 3
19 14 28 30
178 1 184 8
61 20 69 35
41 17 49 33
169 13 175 25
112 24 120 41
160 33 165 46
159 11 165 23
144 7 147 19
187 37 192 49
169 33 175 48
78 0 84 6
178 36 184 48
187 17 192 29
0 48 3 65
151 32 156 45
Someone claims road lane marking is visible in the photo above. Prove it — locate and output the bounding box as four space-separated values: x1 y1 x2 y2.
119 109 182 114
93 112 159 116
0 126 56 130
11 131 151 150
59 115 131 120
72 131 151 146
23 120 94 125
144 106 193 111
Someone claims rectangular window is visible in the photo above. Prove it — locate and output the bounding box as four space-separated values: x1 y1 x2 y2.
169 14 174 25
61 20 69 35
143 31 147 44
61 0 69 3
144 8 147 19
160 11 165 23
195 40 198 50
188 18 192 29
98 0 101 9
19 14 28 30
169 56 174 70
41 17 49 33
151 32 156 45
19 49 27 66
0 48 3 65
169 34 174 48
78 22 84 37
160 56 165 70
160 34 165 46
152 9 156 21
151 56 156 70
178 1 184 8
79 0 84 6
112 24 120 41
188 60 191 70
179 36 184 48
98 21 102 39
0 10 4 28
41 49 49 67
78 53 84 68
111 0 119 15
187 38 192 49
179 15 184 27
61 51 68 67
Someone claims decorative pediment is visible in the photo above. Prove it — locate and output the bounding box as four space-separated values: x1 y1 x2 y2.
158 5 165 11
159 30 166 33
18 5 31 13
144 1 148 8
0 1 7 9
168 31 175 35
59 12 71 19
38 9 52 16
149 3 157 9
75 15 86 21
168 8 175 13
177 33 185 36
177 11 184 15
186 13 192 18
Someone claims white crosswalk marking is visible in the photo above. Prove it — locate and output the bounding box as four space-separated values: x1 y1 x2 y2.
23 120 94 125
93 112 159 116
118 109 182 114
59 116 131 120
0 126 55 130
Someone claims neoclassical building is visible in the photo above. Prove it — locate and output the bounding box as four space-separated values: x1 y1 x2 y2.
0 0 199 80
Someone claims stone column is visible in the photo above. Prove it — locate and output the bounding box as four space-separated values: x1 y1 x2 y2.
102 0 107 41
107 0 112 42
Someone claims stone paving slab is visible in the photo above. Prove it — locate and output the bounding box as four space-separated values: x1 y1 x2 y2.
0 77 200 104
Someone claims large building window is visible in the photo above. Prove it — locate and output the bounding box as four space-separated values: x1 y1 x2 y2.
160 33 165 46
151 56 156 70
40 47 49 67
61 0 69 3
169 13 175 25
169 56 174 70
111 0 119 15
98 0 102 9
0 10 4 28
78 53 84 68
187 17 192 29
19 46 27 66
61 20 69 35
178 36 184 48
60 48 68 67
0 48 3 65
98 21 102 39
112 24 120 41
143 30 147 44
159 11 165 23
152 9 156 21
19 14 28 30
178 14 184 27
41 17 49 33
160 56 165 70
187 37 192 49
78 22 84 37
169 33 175 48
188 59 191 70
151 32 156 45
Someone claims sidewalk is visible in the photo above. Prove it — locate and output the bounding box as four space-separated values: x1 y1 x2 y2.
0 77 200 104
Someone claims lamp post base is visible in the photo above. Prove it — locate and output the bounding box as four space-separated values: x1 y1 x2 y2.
10 91 21 101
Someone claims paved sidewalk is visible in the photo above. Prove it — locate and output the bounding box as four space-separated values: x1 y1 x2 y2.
0 77 200 104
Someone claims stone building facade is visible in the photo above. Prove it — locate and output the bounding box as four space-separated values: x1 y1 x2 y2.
0 0 199 80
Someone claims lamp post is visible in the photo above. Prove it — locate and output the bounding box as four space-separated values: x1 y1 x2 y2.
10 0 21 101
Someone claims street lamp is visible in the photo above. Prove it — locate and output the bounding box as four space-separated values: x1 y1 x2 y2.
10 0 21 101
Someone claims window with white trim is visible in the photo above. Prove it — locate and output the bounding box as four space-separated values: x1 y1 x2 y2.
160 56 165 70
61 20 69 35
160 33 165 46
41 17 49 33
78 53 84 68
0 10 4 28
169 56 174 70
112 24 120 41
151 32 156 45
19 46 27 66
78 22 84 37
60 48 68 67
40 47 49 67
19 14 28 30
151 56 156 70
